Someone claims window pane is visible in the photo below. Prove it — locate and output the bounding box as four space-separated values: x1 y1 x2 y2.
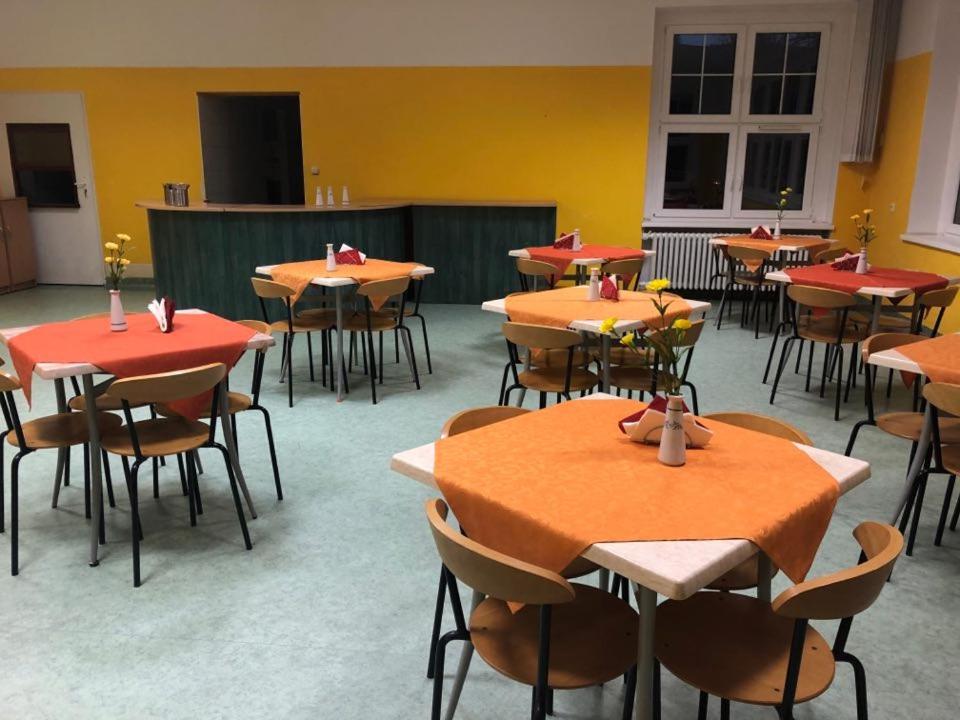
701 76 733 114
782 75 816 114
663 133 729 210
786 32 820 73
750 76 782 114
953 182 960 225
672 34 704 74
741 133 809 210
703 34 737 74
669 76 701 114
753 33 786 74
6 123 79 208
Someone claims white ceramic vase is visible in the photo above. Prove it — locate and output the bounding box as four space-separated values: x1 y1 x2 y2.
657 394 687 466
773 219 782 239
855 248 868 274
109 289 127 332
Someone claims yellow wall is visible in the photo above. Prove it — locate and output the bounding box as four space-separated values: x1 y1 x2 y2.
832 52 960 331
0 67 650 265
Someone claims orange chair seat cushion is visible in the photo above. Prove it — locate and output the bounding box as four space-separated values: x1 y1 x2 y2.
470 583 638 689
7 411 122 449
100 417 209 457
655 592 835 706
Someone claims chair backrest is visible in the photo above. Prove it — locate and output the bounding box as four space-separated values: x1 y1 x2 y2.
356 275 410 300
773 522 902 620
502 322 582 350
0 371 21 393
103 363 226 405
727 245 772 266
923 382 960 417
441 406 531 438
251 277 295 300
861 332 925 361
235 319 271 336
703 411 811 445
787 284 857 310
601 258 645 281
425 499 575 605
918 285 958 309
812 247 848 265
516 257 560 279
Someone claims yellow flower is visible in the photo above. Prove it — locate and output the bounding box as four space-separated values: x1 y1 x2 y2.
119 258 131 266
850 214 860 221
599 317 618 334
780 190 788 196
786 187 793 192
672 318 692 331
104 241 119 251
619 331 636 348
645 278 671 293
863 209 874 215
104 256 113 263
116 233 131 241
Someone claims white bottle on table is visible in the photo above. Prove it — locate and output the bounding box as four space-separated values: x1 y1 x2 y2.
573 228 582 251
326 243 336 271
315 186 324 207
587 267 600 301
342 186 350 206
326 186 335 207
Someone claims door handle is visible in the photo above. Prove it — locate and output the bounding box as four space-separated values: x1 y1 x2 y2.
74 181 88 198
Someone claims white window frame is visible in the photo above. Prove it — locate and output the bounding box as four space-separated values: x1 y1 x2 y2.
655 123 737 219
644 5 854 230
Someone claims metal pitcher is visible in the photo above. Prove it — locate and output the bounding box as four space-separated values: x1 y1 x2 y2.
163 183 190 207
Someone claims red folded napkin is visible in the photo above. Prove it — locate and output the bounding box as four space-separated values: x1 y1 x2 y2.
618 395 693 433
162 296 176 333
600 274 619 301
554 232 576 250
335 248 364 265
831 254 860 272
749 225 773 240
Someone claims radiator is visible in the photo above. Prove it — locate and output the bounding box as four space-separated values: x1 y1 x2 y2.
641 232 733 292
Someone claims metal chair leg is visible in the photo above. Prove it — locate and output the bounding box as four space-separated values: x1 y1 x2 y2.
213 444 252 550
907 473 928 556
935 475 955 546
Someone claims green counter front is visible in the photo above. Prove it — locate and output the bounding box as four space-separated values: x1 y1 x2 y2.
142 200 556 319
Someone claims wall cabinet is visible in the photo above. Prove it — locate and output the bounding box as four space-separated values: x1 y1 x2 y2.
0 198 37 292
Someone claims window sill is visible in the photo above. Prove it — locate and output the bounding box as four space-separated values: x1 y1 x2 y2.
901 233 960 255
643 216 835 232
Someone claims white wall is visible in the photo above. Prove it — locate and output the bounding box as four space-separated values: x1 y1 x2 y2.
896 0 938 59
2 0 854 68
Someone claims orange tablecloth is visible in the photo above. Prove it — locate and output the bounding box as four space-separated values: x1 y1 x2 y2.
8 312 255 418
505 285 690 330
897 334 960 384
527 245 645 282
269 258 423 309
784 264 949 298
435 398 839 583
722 235 831 271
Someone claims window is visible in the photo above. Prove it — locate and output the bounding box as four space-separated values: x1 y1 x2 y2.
6 123 79 208
645 6 847 227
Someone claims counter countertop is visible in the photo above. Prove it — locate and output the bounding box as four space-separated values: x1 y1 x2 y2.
136 198 557 213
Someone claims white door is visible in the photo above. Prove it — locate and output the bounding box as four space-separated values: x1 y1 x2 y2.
0 92 104 285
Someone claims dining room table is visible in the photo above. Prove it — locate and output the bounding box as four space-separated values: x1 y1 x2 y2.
508 245 654 285
255 259 435 402
390 393 872 720
0 308 274 566
482 286 710 390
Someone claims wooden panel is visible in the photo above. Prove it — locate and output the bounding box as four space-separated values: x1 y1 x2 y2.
1 198 38 288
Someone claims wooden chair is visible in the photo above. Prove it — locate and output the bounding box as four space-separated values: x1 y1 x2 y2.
699 412 811 592
251 277 334 407
898 383 960 555
500 323 599 408
425 407 599 684
812 247 848 265
157 320 283 502
768 285 869 421
655 522 903 720
341 276 420 404
600 257 645 291
911 285 958 336
608 319 705 413
716 246 776 338
99 363 252 587
0 369 122 575
516 257 561 292
374 275 434 375
425 498 638 720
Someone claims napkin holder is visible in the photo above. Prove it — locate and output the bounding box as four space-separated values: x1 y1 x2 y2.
619 396 713 448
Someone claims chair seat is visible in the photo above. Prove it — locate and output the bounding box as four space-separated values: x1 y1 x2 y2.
608 366 654 391
706 556 779 591
797 316 869 344
470 583 638 689
517 367 599 393
157 391 252 419
340 313 398 333
296 307 338 322
655 592 835 706
734 274 774 287
7 411 122 449
269 317 334 334
849 309 913 329
67 393 148 412
876 412 960 444
528 348 594 369
100 417 209 458
609 346 654 367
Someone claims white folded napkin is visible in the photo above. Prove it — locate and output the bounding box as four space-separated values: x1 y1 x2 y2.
148 298 168 332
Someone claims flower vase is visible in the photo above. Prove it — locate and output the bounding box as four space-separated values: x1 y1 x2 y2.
773 219 782 239
855 249 868 275
109 289 127 332
657 394 687 466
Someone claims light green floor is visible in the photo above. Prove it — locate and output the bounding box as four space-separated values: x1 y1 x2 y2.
0 285 956 719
